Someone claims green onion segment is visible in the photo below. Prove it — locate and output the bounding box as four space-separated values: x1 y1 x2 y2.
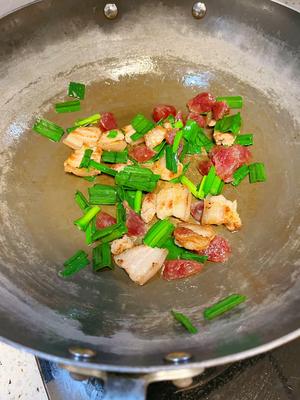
68 82 86 100
93 242 113 271
33 119 64 142
74 206 101 232
249 162 267 183
216 96 243 109
143 219 174 247
203 294 246 320
79 149 93 168
171 310 198 334
55 100 81 114
59 250 89 278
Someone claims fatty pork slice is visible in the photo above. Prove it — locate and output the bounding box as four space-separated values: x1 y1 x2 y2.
202 194 242 231
148 156 183 181
213 131 236 147
63 126 102 150
64 145 102 177
144 126 166 149
111 235 134 256
141 193 157 223
156 183 191 222
114 245 168 285
123 125 145 146
98 130 127 152
174 223 215 252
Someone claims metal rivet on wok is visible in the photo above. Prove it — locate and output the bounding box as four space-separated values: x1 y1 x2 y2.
104 3 118 20
69 347 96 359
164 351 192 363
192 2 207 19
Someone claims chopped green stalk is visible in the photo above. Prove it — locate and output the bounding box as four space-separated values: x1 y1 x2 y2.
165 145 178 173
92 222 120 242
115 166 160 192
203 166 216 196
75 190 89 211
232 165 249 187
160 238 183 259
216 96 243 109
214 112 241 134
143 219 174 247
198 176 207 199
174 120 184 129
107 130 118 139
68 82 86 100
134 190 143 214
179 140 189 162
88 184 117 205
55 100 81 114
79 149 93 168
249 162 267 183
74 113 101 127
150 141 166 162
89 160 117 177
131 114 155 141
101 223 128 243
181 251 208 264
180 176 198 197
33 118 64 142
74 205 101 232
203 294 247 320
210 176 224 195
93 242 113 271
171 310 198 334
235 134 253 146
183 120 213 153
102 150 128 163
59 250 89 278
116 202 126 223
165 115 175 123
83 175 97 182
172 130 183 153
124 190 136 210
86 217 97 245
66 126 76 134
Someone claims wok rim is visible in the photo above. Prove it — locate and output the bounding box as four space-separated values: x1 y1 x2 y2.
1 328 300 372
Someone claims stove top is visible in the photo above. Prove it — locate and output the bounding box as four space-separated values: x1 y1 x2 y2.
38 337 300 400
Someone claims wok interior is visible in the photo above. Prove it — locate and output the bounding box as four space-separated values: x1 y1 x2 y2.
0 0 299 370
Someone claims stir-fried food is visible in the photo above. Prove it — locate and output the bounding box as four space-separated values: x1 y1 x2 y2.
33 87 266 287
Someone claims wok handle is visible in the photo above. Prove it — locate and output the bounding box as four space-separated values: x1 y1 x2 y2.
103 374 146 400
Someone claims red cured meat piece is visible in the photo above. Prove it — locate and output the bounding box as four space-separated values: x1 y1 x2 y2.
124 202 146 237
188 112 206 128
210 144 252 183
198 236 231 263
190 200 204 222
96 212 116 229
99 112 118 131
129 145 155 163
212 101 230 121
153 105 177 123
165 129 177 145
198 159 213 176
162 259 203 280
187 92 216 114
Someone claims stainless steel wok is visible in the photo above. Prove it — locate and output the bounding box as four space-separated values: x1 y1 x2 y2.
0 0 299 398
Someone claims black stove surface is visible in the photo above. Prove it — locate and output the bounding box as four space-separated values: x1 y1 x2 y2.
38 337 300 400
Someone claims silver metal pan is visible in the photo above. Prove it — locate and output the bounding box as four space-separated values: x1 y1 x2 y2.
0 0 299 398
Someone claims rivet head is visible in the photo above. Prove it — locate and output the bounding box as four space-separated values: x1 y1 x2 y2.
104 3 118 20
68 347 96 359
192 2 207 19
164 351 192 364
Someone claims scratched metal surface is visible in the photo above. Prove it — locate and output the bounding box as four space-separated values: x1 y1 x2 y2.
0 0 299 371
